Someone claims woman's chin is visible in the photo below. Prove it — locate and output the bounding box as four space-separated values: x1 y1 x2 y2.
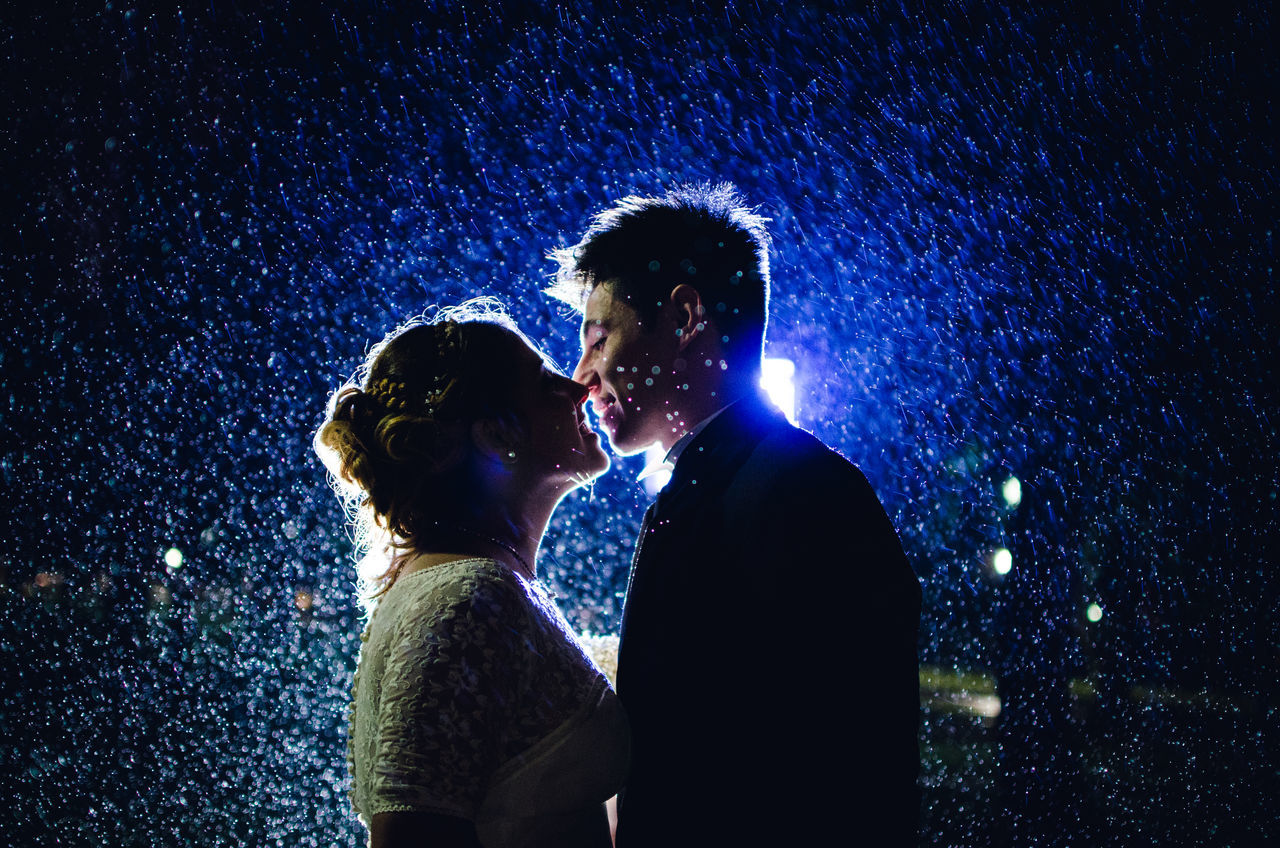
581 450 611 481
544 453 610 494
574 449 611 484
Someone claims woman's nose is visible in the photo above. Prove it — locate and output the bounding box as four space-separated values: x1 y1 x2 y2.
555 371 591 403
571 353 593 387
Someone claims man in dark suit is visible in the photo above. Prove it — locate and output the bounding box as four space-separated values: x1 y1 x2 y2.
550 184 921 846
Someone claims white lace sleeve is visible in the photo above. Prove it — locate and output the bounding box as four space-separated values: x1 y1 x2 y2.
365 568 532 820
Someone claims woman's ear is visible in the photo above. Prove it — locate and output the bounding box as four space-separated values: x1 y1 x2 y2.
470 417 524 466
668 284 706 351
420 423 470 474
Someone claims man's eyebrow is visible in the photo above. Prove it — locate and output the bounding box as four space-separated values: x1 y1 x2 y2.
580 318 607 340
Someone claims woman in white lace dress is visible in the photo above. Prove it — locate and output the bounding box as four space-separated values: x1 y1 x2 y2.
316 302 629 848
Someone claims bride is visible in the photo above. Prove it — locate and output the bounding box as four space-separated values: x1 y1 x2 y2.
316 301 629 847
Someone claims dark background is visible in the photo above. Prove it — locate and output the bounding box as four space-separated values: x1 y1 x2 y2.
2 1 1275 845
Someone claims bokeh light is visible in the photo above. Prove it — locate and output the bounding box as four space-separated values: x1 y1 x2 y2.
1001 476 1023 508
992 547 1014 576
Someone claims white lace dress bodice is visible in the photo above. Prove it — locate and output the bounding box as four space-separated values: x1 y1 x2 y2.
348 557 629 847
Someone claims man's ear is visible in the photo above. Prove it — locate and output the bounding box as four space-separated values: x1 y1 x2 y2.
668 284 706 351
470 417 523 465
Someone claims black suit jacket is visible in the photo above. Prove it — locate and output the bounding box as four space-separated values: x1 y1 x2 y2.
613 391 921 846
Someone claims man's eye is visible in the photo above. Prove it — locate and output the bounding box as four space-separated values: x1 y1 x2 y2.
591 336 606 351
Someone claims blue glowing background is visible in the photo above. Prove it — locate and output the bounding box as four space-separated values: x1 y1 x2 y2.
4 2 1275 845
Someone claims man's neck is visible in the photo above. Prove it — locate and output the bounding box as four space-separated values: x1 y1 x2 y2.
658 373 759 453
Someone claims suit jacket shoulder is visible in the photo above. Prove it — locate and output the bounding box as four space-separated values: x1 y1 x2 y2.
673 393 915 603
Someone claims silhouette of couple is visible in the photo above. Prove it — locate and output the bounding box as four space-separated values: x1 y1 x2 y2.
317 184 922 847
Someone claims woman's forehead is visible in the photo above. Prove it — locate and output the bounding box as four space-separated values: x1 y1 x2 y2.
498 326 561 375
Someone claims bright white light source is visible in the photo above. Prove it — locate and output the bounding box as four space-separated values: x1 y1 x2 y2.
992 548 1013 575
164 547 184 570
760 357 797 425
640 443 672 497
1002 476 1022 507
1086 603 1103 622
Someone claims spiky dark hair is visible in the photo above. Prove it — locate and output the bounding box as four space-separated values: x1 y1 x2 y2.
548 183 772 367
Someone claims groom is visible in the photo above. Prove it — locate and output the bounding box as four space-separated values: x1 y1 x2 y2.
551 184 921 846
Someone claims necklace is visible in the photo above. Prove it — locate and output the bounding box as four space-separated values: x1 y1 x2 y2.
447 525 535 581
